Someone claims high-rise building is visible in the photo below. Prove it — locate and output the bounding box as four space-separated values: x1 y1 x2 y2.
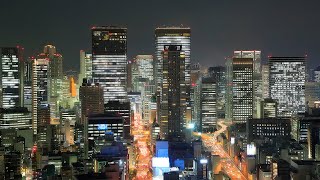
314 66 320 82
261 65 270 99
190 63 201 126
92 26 127 103
104 101 131 140
135 55 154 82
305 82 320 109
31 57 50 134
0 107 32 130
234 50 261 73
79 50 92 84
131 55 154 92
23 57 33 111
234 50 262 118
261 98 277 118
155 27 191 92
269 57 306 117
37 45 63 119
79 79 104 125
0 47 23 108
200 77 217 132
160 45 188 139
208 66 226 118
225 57 233 120
232 58 253 123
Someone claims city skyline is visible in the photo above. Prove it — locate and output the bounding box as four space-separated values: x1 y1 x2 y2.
1 0 320 70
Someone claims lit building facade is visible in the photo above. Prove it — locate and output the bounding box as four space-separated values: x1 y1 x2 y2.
32 57 50 134
0 47 22 108
234 50 261 73
155 27 191 92
261 98 277 118
0 107 31 130
305 82 320 108
269 57 306 117
79 50 92 84
314 66 320 82
232 58 253 123
200 77 217 132
247 118 291 142
160 45 188 139
92 26 127 103
79 79 104 125
261 65 269 99
208 66 226 118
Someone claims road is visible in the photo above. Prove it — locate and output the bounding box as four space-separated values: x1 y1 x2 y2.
201 121 247 180
132 113 152 180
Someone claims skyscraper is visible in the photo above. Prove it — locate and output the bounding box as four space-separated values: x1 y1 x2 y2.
232 58 253 123
160 45 188 139
234 50 262 118
79 79 104 125
0 47 23 108
200 77 217 132
313 66 320 83
234 50 261 74
79 50 92 85
31 57 50 134
208 66 226 118
261 65 270 99
155 27 191 138
92 26 127 103
155 27 191 91
269 56 306 117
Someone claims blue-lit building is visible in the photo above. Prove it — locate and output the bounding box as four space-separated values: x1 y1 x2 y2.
85 113 124 158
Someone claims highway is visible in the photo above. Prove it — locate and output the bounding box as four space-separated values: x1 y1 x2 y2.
201 121 247 180
132 113 152 180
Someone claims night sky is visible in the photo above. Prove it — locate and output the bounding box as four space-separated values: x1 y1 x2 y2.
1 0 319 71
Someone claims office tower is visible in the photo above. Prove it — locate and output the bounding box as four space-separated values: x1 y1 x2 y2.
160 45 188 139
155 27 191 127
32 57 50 134
200 77 217 132
234 50 262 118
190 63 201 126
261 99 277 118
135 55 154 81
191 63 201 85
155 27 191 91
234 50 261 73
0 47 23 108
232 58 253 123
247 118 291 142
79 50 92 84
131 55 154 92
225 57 233 120
0 107 31 130
208 66 226 118
305 82 320 109
60 109 76 146
142 84 156 124
92 26 127 103
314 66 320 82
269 57 306 117
261 65 270 99
104 101 131 139
193 79 202 130
23 57 33 111
36 45 63 119
79 79 104 125
85 113 124 156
